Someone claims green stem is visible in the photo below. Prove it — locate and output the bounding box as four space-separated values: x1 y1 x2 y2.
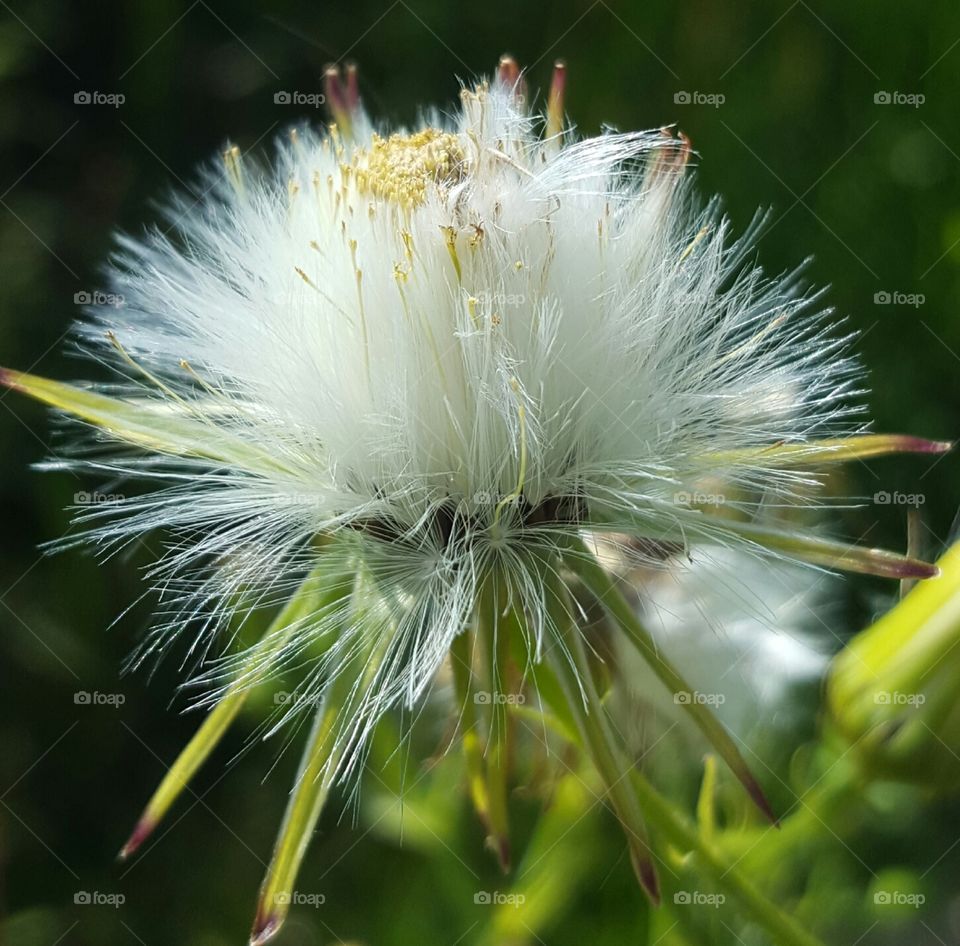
543 575 661 901
628 770 826 946
560 534 776 823
450 579 513 871
479 577 513 871
120 554 346 859
250 693 343 945
718 746 861 875
540 552 826 946
450 628 495 837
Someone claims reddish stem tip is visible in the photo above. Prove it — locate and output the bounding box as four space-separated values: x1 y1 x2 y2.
899 560 941 581
630 848 661 906
896 436 953 455
250 910 282 946
117 816 154 861
744 776 779 827
496 836 511 874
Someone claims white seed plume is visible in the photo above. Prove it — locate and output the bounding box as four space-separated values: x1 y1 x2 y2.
35 70 889 778
609 543 831 741
5 62 948 938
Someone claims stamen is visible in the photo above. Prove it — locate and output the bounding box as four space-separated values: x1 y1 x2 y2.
349 239 371 384
179 360 225 402
353 129 465 209
401 230 415 265
493 378 528 526
442 226 462 282
716 313 788 365
679 225 711 263
222 144 245 198
294 267 319 290
107 332 188 407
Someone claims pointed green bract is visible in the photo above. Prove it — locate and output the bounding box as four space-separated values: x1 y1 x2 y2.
696 754 719 844
542 573 660 903
560 535 777 824
0 368 288 475
712 519 939 580
120 693 245 861
703 433 951 468
251 572 384 946
120 555 350 860
250 698 342 946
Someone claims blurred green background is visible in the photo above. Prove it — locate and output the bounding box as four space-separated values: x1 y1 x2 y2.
1 1 959 944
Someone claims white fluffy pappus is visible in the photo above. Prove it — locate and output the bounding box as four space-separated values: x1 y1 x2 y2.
63 76 862 711
5 60 949 936
602 540 832 740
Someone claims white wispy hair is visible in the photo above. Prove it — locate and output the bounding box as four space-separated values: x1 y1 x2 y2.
48 72 864 781
602 541 831 741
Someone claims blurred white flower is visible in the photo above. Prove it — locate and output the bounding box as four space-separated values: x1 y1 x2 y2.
608 541 831 741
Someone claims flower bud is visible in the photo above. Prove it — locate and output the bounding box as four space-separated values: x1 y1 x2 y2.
828 542 960 790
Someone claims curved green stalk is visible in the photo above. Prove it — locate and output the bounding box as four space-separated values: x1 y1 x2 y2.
479 577 513 871
543 575 661 902
560 534 776 823
119 557 345 859
250 694 343 945
627 770 827 946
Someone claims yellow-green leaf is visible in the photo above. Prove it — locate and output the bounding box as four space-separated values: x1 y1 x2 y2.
1 368 287 475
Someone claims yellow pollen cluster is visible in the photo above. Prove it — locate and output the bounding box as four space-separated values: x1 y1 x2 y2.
352 129 465 208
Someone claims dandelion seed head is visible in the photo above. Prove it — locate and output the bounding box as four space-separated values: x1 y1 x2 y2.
8 60 948 942
49 65 869 770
